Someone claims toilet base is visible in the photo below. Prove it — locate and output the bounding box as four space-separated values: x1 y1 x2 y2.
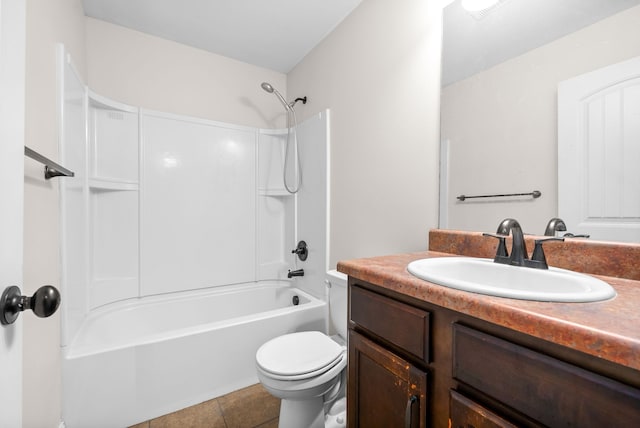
324 397 347 428
279 396 325 428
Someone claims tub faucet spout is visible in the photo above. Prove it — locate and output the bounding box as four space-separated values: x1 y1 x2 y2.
287 269 304 279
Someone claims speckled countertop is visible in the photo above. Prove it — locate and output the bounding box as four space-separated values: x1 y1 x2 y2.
337 230 640 372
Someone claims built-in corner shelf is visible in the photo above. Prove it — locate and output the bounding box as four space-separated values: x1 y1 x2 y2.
89 178 139 191
258 189 293 197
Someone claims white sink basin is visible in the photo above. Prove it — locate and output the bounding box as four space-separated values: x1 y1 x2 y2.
407 257 616 302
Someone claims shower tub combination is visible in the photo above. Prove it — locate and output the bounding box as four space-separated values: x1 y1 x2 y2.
58 50 329 428
62 282 325 428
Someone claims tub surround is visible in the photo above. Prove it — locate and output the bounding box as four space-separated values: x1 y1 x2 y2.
59 53 331 428
337 229 640 372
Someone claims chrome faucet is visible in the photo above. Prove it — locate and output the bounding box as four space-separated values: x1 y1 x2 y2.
544 218 567 236
484 218 564 269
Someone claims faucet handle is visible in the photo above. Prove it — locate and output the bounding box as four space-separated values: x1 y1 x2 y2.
563 233 590 238
482 233 509 259
530 237 565 268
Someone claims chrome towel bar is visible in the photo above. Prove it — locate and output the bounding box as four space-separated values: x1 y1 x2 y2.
24 146 75 179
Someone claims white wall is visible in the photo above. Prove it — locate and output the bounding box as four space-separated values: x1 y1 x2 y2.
85 18 287 129
441 5 640 235
23 0 87 427
287 0 443 267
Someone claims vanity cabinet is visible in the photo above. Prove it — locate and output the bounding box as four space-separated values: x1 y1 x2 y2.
347 278 640 428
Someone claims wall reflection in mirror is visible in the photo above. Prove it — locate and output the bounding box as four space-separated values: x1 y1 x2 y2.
440 0 640 242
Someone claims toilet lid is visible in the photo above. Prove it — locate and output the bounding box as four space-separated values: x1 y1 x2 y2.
256 331 344 378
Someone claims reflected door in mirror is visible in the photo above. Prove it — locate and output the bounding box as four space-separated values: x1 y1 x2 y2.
558 56 640 242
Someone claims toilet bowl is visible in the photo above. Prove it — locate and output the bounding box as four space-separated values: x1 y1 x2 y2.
255 270 348 428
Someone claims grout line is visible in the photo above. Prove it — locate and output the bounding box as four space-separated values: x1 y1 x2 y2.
254 416 279 428
214 398 230 428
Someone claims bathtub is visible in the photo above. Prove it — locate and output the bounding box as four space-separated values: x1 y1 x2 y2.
62 281 326 428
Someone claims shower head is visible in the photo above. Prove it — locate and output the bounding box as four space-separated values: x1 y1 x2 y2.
260 81 291 111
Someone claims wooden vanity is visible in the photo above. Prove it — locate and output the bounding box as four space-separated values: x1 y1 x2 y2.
338 230 640 427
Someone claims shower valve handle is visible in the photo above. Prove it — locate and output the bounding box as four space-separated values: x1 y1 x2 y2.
291 240 308 261
0 285 61 325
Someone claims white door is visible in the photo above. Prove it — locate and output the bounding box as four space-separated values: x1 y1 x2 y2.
0 0 26 426
558 56 640 242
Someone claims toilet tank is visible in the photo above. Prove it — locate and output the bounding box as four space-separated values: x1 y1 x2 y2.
326 270 348 339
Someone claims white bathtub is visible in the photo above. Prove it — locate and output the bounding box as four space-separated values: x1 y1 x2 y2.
62 282 326 428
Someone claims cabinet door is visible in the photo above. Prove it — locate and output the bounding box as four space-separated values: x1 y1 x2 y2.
348 330 427 428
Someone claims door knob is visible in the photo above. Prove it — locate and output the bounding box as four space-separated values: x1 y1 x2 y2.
0 285 61 325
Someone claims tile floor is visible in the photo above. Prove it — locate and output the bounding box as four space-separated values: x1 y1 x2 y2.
129 384 280 428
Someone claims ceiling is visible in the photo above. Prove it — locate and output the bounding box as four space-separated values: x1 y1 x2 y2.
443 0 640 86
82 0 363 74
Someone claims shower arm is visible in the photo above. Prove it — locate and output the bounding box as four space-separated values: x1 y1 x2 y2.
290 97 307 107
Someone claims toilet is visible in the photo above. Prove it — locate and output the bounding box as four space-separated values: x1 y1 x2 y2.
256 270 348 428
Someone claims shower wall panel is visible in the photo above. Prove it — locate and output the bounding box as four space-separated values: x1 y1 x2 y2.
292 111 329 299
255 112 330 296
87 95 139 309
59 51 88 346
140 112 257 296
90 189 138 304
257 130 294 280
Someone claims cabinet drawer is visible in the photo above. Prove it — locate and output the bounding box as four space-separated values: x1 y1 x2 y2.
453 324 640 427
450 390 517 428
350 285 430 361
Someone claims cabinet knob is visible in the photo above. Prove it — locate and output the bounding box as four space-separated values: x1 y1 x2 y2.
0 285 61 325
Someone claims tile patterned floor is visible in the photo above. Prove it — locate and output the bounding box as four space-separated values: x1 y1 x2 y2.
130 384 280 428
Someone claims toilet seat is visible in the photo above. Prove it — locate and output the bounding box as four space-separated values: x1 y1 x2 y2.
256 331 345 381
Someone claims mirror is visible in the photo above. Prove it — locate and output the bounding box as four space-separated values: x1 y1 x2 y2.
440 0 640 240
